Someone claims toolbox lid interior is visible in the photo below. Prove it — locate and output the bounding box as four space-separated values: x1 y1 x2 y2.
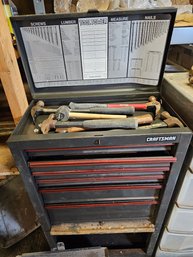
11 8 176 101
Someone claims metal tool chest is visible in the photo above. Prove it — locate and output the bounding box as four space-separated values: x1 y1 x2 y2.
8 8 192 257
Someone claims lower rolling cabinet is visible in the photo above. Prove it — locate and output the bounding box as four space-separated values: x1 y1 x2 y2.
8 133 192 256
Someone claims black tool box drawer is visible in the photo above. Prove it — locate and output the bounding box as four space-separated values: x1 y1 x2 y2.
29 156 176 168
46 200 158 224
40 184 161 204
35 176 165 187
26 143 174 157
29 156 175 186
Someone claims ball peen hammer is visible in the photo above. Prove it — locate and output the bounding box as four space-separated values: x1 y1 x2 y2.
55 105 134 121
31 101 58 123
31 96 159 123
69 96 161 115
31 101 135 123
40 113 153 134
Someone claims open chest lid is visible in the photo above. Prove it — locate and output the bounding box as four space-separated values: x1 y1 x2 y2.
11 8 176 101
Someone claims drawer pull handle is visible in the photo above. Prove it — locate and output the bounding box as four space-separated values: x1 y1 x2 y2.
36 175 165 184
46 200 159 209
29 156 177 168
39 184 162 193
32 166 170 176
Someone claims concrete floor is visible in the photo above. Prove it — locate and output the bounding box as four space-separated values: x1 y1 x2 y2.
0 230 148 257
0 228 49 257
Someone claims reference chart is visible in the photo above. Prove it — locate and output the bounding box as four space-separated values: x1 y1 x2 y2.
20 14 171 88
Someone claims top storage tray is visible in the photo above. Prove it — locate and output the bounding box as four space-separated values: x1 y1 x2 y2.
11 8 176 100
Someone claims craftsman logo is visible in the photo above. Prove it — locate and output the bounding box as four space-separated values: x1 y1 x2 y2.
146 136 177 142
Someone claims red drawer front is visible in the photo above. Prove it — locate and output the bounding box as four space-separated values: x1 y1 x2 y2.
46 200 159 209
26 143 174 157
29 156 176 168
32 166 170 177
36 174 165 187
40 184 162 193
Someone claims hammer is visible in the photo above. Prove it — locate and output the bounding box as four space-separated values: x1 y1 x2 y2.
31 101 133 123
40 113 153 134
31 101 58 123
138 111 184 129
69 96 161 115
55 106 134 121
31 96 160 122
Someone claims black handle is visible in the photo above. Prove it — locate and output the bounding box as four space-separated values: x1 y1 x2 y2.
79 107 135 115
82 118 138 129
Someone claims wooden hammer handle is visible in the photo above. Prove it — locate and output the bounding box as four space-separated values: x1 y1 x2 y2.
56 127 86 133
69 112 127 120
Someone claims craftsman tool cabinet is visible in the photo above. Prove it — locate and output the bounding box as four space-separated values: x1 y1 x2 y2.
8 8 192 257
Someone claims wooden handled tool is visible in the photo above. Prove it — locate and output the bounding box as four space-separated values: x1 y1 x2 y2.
31 100 58 123
31 96 159 124
56 127 87 133
55 106 127 121
40 114 153 134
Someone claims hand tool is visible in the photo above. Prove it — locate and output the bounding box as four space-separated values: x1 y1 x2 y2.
56 105 135 121
55 127 87 133
31 96 160 123
31 102 134 123
138 111 184 129
31 100 58 123
40 113 153 134
55 106 128 122
69 96 161 115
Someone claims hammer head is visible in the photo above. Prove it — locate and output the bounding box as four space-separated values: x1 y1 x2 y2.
161 111 184 128
55 106 70 121
40 114 57 134
31 100 45 123
146 96 161 115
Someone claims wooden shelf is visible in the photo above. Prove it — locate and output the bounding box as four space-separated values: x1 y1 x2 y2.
51 220 155 236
